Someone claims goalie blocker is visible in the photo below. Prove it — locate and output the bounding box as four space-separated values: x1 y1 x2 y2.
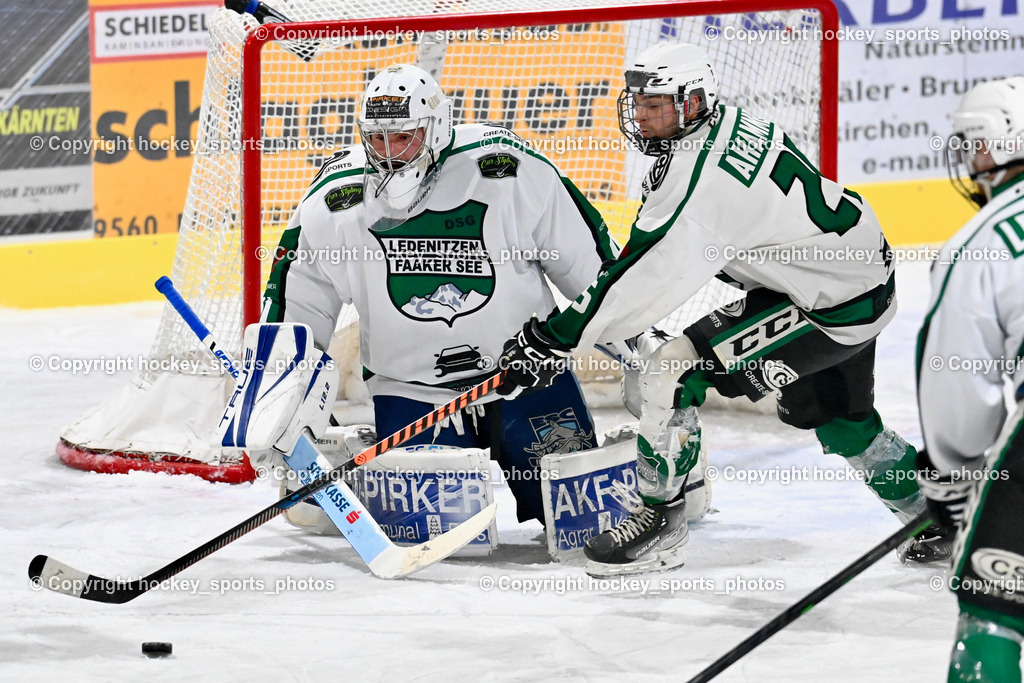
284 424 711 559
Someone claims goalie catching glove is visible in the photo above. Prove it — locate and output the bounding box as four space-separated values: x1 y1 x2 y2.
915 448 978 534
497 316 572 397
219 323 337 468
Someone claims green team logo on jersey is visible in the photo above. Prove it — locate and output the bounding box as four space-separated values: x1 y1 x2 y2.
373 200 495 326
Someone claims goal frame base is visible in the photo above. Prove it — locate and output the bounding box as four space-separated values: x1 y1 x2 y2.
56 439 257 483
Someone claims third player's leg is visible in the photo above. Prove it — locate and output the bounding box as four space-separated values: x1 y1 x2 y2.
777 342 924 525
636 289 867 505
947 403 1024 680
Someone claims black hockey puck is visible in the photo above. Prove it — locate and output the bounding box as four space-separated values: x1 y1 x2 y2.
142 642 172 657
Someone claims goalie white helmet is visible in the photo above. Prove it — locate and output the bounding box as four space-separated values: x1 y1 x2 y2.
618 43 719 156
947 76 1024 208
357 64 454 226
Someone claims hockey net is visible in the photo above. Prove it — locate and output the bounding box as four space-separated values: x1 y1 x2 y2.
58 0 837 481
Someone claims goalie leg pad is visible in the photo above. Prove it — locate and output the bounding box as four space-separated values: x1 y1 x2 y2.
540 428 710 561
285 438 498 557
541 438 638 560
355 445 497 556
219 323 337 465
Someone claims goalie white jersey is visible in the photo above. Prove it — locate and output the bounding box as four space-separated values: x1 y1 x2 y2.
917 176 1024 472
543 105 897 351
263 124 617 404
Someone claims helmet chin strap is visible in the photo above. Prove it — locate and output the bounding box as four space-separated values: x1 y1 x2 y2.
972 159 1024 205
977 171 1003 204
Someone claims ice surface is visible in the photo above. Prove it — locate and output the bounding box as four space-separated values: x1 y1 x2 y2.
2 262 963 681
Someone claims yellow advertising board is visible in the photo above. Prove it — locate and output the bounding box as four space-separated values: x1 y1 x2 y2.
90 10 628 241
89 0 218 237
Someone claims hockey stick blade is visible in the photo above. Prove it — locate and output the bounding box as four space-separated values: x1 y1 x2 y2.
29 372 504 603
369 510 495 579
286 433 495 579
684 512 933 683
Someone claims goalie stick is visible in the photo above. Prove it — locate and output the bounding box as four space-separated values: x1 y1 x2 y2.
155 276 238 379
25 280 501 602
29 380 502 602
158 275 494 576
684 512 933 683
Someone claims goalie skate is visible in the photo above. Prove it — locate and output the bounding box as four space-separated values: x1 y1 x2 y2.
584 486 688 578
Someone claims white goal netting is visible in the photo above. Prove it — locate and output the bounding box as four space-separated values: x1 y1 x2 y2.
59 0 834 477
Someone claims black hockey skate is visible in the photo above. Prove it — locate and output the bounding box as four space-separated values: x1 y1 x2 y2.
897 524 954 566
584 496 688 577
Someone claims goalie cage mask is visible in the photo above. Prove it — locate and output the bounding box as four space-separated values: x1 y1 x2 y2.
357 64 454 228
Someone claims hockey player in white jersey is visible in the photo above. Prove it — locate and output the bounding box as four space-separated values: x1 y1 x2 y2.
498 43 938 576
916 77 1024 682
243 64 619 526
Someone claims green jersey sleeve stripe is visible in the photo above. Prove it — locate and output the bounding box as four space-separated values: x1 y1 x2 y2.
627 109 726 247
450 135 540 162
308 167 365 198
560 176 618 261
915 192 1024 387
803 274 895 328
715 272 740 285
262 226 302 323
543 236 665 347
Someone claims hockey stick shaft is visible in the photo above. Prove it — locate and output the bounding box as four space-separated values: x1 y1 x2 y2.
685 512 933 683
29 371 503 602
155 276 238 380
158 277 388 565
